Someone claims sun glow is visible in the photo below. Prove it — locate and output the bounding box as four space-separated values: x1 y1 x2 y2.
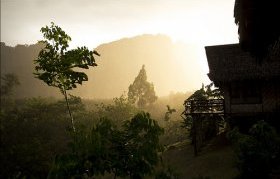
1 0 239 97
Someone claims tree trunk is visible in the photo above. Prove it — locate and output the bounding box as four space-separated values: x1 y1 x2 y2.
63 89 75 132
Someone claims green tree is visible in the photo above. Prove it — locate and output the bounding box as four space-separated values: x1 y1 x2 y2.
48 112 164 178
120 113 164 178
34 22 100 131
128 65 157 108
186 83 223 102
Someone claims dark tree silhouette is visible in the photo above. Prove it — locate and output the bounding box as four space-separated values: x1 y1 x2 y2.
234 0 280 58
34 22 100 132
128 65 157 108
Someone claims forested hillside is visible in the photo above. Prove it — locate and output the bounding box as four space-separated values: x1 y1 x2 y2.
1 34 201 99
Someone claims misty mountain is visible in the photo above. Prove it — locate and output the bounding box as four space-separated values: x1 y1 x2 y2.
1 42 59 98
1 34 203 99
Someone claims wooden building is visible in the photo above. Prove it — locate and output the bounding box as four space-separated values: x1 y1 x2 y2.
182 43 280 155
205 44 280 125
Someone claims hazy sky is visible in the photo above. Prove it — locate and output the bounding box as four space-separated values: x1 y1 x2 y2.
1 0 238 48
1 0 238 95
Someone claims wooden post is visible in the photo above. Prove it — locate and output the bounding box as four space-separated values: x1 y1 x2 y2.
191 100 198 156
193 117 198 156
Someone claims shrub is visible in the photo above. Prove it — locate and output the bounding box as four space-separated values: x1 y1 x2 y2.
228 120 280 178
48 112 164 178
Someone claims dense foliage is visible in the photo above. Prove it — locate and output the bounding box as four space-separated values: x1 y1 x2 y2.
34 22 99 92
0 98 72 178
1 93 176 178
228 121 280 178
48 112 164 178
186 83 223 101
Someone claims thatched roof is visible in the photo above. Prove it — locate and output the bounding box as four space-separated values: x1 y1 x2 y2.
205 44 280 83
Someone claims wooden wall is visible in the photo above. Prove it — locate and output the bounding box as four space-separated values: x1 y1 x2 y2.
262 81 280 112
222 80 279 114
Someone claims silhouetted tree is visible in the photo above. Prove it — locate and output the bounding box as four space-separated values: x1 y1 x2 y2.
0 73 20 96
234 0 280 58
34 22 100 131
186 83 223 102
128 65 157 108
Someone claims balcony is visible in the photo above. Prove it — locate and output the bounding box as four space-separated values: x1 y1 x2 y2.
183 99 225 116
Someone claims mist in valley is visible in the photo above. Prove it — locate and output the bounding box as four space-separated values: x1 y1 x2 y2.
1 34 204 99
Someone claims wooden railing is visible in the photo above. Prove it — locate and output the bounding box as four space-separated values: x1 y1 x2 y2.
182 99 225 156
183 99 225 115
